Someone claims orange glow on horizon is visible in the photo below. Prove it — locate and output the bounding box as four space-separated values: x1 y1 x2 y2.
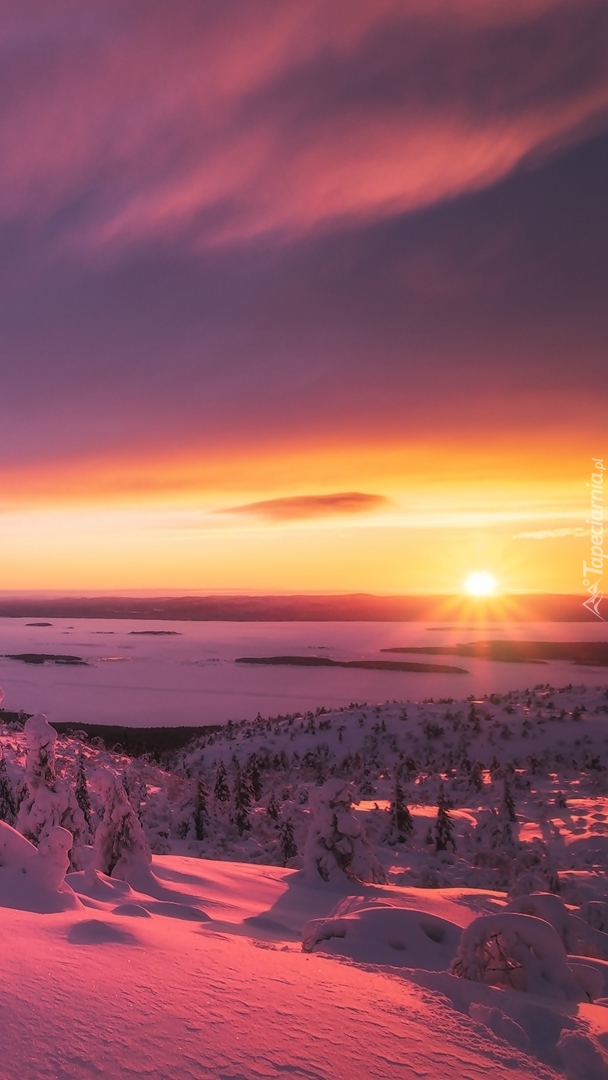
0 431 591 594
0 429 590 509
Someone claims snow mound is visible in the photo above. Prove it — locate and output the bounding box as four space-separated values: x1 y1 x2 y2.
303 903 461 969
67 919 142 946
68 866 137 902
140 900 211 921
113 902 153 918
0 821 82 912
469 1002 531 1053
557 1029 608 1080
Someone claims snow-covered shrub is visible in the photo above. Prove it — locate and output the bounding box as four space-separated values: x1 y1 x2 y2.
508 892 608 961
16 714 87 868
33 826 74 891
450 913 586 1001
304 779 386 885
0 820 80 911
91 768 151 880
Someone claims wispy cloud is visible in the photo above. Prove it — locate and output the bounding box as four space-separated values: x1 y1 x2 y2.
222 492 389 521
0 1 607 255
513 527 587 540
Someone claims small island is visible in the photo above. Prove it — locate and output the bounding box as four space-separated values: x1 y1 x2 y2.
235 655 468 674
4 653 89 666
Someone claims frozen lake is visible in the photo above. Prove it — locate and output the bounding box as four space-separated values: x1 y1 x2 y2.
0 617 607 728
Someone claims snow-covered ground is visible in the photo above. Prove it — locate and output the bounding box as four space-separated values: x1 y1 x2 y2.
1 617 607 726
7 855 595 1080
2 680 608 1078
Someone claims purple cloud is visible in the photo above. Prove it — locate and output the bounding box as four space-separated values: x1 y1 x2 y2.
223 493 389 521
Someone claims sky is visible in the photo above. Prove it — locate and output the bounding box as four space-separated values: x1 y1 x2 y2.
0 0 607 594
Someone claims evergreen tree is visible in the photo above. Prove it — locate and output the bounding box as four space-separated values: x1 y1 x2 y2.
469 762 484 792
386 780 413 844
279 818 297 865
193 777 209 841
503 779 517 823
0 755 16 826
266 790 280 822
213 760 230 803
435 787 455 852
231 758 251 836
75 751 92 836
246 753 263 801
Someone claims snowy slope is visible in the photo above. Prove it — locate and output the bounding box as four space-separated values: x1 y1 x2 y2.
2 682 608 1079
3 855 606 1080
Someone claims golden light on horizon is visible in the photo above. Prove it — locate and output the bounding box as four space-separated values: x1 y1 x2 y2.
464 571 497 597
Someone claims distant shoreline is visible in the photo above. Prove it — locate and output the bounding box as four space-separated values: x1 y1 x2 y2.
382 640 608 666
0 593 597 622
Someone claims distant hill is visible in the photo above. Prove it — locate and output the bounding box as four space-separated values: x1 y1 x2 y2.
0 592 594 621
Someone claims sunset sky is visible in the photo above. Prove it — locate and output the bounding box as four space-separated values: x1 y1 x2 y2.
1 0 607 593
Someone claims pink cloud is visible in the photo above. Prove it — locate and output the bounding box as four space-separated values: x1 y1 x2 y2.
0 1 606 254
223 492 389 521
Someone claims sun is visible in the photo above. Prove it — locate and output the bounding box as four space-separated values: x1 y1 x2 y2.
464 571 497 597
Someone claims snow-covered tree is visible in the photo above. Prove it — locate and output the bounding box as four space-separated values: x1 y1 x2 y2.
75 751 92 840
266 790 280 823
230 758 251 836
503 779 517 823
214 760 230 803
304 779 386 885
122 769 146 822
91 768 151 880
245 753 263 801
193 776 209 841
434 787 455 852
0 755 16 826
279 817 298 865
16 714 87 869
469 762 484 793
385 780 413 845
